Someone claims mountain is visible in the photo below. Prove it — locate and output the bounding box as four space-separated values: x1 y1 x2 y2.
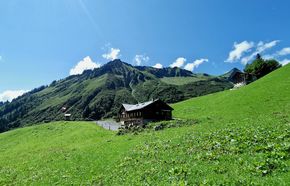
135 66 193 78
220 67 243 82
0 59 233 131
0 64 288 185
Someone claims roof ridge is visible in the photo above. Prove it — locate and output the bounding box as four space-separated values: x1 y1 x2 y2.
122 99 157 111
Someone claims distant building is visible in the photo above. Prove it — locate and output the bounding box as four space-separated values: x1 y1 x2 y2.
118 99 173 127
230 71 245 84
64 113 71 121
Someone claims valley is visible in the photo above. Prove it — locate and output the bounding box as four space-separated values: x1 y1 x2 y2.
0 60 233 132
0 64 289 185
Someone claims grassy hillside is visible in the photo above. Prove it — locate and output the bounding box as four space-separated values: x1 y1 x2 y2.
0 122 139 184
173 64 290 124
160 74 211 85
104 65 290 185
0 65 289 185
0 121 190 185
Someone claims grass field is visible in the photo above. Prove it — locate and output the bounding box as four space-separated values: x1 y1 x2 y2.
0 65 289 185
106 65 290 185
0 122 193 185
0 122 139 184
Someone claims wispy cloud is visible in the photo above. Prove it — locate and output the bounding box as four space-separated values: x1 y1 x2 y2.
241 40 280 65
152 63 163 69
277 47 290 56
226 40 280 65
262 47 290 60
0 56 2 61
70 56 101 75
170 57 186 68
263 54 275 60
280 59 290 66
134 54 149 66
240 54 256 65
257 40 280 52
184 58 208 71
225 41 254 63
0 90 29 102
102 48 121 61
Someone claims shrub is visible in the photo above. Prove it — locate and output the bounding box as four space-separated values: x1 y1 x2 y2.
244 54 281 79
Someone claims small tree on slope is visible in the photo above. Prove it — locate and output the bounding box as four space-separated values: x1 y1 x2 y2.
244 54 281 79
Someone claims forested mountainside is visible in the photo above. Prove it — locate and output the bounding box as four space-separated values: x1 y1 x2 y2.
0 59 233 132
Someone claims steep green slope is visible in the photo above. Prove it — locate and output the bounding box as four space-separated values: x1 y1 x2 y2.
173 64 290 124
105 65 290 185
0 65 289 185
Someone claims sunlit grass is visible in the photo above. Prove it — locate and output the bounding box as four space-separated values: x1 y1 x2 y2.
0 65 289 184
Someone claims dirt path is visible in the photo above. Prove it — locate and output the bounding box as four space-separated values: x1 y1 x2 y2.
96 120 121 131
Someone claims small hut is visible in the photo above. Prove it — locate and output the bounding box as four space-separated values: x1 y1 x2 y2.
64 113 71 121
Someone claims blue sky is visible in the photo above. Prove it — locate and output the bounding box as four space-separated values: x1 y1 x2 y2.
1 0 290 101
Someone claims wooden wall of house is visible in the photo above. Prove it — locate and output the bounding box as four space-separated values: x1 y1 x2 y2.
119 110 143 120
141 101 172 120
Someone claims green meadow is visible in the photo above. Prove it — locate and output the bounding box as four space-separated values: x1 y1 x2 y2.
0 65 290 185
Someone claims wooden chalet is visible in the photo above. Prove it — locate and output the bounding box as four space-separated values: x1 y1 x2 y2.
118 99 173 126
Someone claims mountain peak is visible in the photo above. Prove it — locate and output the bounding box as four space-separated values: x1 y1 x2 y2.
103 59 133 69
107 59 122 64
221 68 242 77
230 67 241 73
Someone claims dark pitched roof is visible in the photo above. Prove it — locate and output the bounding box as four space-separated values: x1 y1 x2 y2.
122 99 172 112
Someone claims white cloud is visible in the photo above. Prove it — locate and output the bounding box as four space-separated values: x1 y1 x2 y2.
241 54 256 65
280 59 290 66
0 56 2 61
263 54 274 59
226 41 254 62
102 48 121 60
277 47 290 56
240 40 280 65
256 40 280 52
184 58 208 71
0 90 29 102
134 54 149 66
262 46 290 60
170 57 186 68
152 63 163 69
70 56 101 75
